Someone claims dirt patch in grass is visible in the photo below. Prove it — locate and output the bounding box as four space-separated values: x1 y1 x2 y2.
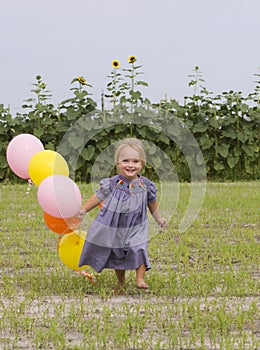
1 293 259 349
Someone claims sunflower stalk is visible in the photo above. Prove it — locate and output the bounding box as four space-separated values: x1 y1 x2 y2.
130 62 135 115
105 60 123 109
127 55 138 115
188 66 207 97
101 92 106 122
106 56 148 115
112 70 118 108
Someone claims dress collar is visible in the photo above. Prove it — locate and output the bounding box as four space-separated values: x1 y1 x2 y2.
118 174 141 183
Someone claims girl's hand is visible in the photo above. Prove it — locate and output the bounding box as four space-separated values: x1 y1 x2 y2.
157 217 167 229
74 207 86 220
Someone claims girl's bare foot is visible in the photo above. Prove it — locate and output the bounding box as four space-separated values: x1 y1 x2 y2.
136 280 149 289
113 286 125 295
136 264 148 289
114 269 125 286
113 270 126 295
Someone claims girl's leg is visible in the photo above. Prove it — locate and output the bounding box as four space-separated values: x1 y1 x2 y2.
114 269 125 287
136 264 148 289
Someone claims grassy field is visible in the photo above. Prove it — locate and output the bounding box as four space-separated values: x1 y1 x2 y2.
0 182 259 349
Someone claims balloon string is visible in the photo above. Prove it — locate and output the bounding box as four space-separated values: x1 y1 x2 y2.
74 270 96 284
26 178 33 195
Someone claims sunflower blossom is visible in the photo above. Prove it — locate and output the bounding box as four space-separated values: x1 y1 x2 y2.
77 76 87 85
128 55 137 63
112 60 120 69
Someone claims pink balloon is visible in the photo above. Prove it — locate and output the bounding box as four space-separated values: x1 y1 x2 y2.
6 134 44 179
37 175 82 218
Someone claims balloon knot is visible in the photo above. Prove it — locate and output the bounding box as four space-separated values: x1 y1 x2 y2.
74 270 96 284
26 178 33 194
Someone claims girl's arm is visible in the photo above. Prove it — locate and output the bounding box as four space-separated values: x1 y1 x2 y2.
148 201 167 228
82 194 101 212
76 194 101 219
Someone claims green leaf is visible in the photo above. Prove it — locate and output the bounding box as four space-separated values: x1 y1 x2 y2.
129 90 142 100
241 144 255 157
237 130 250 143
114 124 127 133
166 124 181 138
244 157 253 174
214 160 225 171
147 143 157 155
193 122 208 133
157 133 170 145
70 78 78 84
188 80 197 86
227 155 239 168
233 145 241 157
77 118 94 131
136 126 147 138
81 145 95 161
119 96 128 103
200 135 214 150
151 156 161 168
136 81 148 87
196 152 204 165
222 127 236 140
208 118 219 128
66 107 79 121
68 132 85 149
34 128 44 138
96 140 109 151
215 143 229 158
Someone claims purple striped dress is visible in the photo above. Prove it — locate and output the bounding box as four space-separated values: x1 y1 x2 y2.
79 174 157 272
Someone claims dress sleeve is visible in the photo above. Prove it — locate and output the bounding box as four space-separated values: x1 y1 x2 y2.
147 181 157 203
95 178 111 201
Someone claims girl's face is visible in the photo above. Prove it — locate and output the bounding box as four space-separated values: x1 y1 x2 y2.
116 146 143 180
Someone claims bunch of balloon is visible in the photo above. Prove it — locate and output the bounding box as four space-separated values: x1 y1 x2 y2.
6 133 82 220
6 133 93 280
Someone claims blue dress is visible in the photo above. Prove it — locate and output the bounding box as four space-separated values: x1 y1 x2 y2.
79 174 157 272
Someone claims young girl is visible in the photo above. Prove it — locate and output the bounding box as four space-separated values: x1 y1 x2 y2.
77 138 167 290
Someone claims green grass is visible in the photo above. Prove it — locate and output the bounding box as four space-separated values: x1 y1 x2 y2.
0 182 259 349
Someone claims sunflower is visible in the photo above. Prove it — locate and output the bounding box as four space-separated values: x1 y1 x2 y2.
77 76 87 85
112 60 120 69
128 55 137 64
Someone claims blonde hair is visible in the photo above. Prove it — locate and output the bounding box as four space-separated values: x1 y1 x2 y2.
114 138 146 164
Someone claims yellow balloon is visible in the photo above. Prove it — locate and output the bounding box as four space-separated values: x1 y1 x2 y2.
28 150 69 186
58 230 88 271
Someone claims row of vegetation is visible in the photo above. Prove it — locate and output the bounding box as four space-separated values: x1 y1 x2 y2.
0 57 259 182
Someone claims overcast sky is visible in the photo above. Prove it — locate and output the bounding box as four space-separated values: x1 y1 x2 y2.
0 0 259 114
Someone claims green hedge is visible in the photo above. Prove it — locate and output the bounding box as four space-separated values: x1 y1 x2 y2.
1 70 259 183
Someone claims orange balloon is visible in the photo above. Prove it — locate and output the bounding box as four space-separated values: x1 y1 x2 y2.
44 212 81 234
